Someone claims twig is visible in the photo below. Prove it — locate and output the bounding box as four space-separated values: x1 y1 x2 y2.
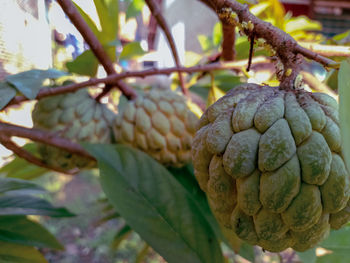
197 0 340 89
0 122 94 160
0 134 76 175
246 33 255 71
145 0 187 95
221 23 236 61
5 58 268 108
56 0 136 100
299 42 350 57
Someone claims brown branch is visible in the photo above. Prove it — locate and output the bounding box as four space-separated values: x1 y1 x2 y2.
56 0 136 100
0 122 94 161
197 0 340 89
221 23 236 61
145 0 187 95
0 134 76 175
5 57 269 108
246 33 255 71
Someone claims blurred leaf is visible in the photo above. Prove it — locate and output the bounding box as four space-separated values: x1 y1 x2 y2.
250 2 270 16
0 241 47 263
198 35 213 52
319 227 350 250
285 16 322 33
5 69 67 99
0 195 75 217
325 69 338 90
0 216 63 249
94 0 119 44
333 31 350 43
238 242 255 262
84 144 224 263
0 82 16 110
111 224 132 250
0 144 49 180
66 50 99 77
297 248 316 263
338 59 350 171
119 42 146 60
0 178 44 194
126 0 145 20
268 0 285 29
212 22 222 46
136 244 150 263
208 85 225 106
73 2 102 40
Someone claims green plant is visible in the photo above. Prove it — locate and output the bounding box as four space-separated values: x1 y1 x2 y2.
1 0 350 262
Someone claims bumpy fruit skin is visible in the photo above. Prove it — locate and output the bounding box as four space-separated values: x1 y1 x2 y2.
32 89 114 169
113 89 199 167
192 83 350 252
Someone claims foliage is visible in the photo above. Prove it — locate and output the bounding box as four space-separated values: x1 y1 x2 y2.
1 0 350 262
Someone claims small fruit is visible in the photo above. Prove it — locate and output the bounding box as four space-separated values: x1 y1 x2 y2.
192 83 350 252
113 89 199 167
32 89 114 169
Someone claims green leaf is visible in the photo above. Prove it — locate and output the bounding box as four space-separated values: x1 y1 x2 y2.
94 0 119 43
5 69 67 99
0 82 16 110
197 35 213 52
297 248 316 263
126 0 145 19
250 2 270 16
84 144 224 263
119 42 146 61
111 224 133 250
285 16 322 33
73 2 102 40
0 195 75 217
0 216 63 249
0 178 44 194
66 50 99 77
167 165 225 241
319 227 350 250
338 59 350 171
0 241 47 263
212 22 222 46
238 242 255 262
0 144 49 180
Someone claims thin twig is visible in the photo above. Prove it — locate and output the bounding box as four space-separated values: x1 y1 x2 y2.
0 122 94 160
221 23 236 61
197 0 340 89
299 42 350 57
145 0 187 95
56 0 136 100
5 58 268 108
246 33 255 71
0 134 76 175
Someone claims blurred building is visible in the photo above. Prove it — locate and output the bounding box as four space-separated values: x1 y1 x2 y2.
282 0 350 37
0 0 52 79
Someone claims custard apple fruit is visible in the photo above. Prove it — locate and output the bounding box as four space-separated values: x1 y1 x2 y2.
32 89 114 169
113 89 199 167
192 83 350 252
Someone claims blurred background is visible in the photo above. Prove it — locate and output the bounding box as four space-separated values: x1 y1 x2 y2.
0 0 350 262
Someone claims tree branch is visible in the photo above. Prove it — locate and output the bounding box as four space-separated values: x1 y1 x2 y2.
6 58 266 108
145 0 187 95
197 0 340 89
0 122 94 161
0 134 77 175
56 0 136 100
